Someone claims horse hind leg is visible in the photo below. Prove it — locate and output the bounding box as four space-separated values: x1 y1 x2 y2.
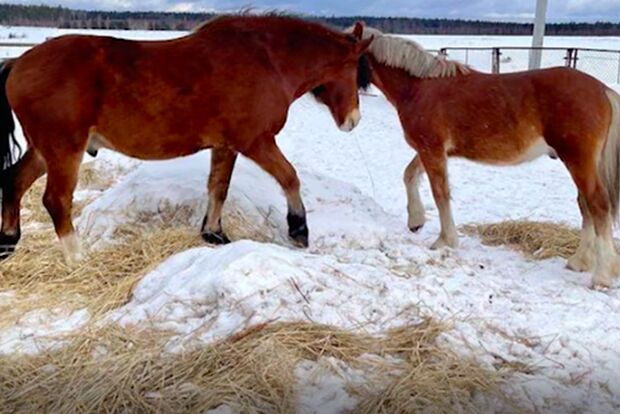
586 184 618 290
404 154 426 232
201 147 237 244
0 148 46 258
566 193 596 272
421 152 458 249
42 150 84 264
564 157 619 289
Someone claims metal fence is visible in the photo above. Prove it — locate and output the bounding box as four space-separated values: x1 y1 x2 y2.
1 41 620 84
0 42 39 61
439 46 620 84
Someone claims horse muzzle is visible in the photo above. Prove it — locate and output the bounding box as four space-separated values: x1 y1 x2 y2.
339 108 361 132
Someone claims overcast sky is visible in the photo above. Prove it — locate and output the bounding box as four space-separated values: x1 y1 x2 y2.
8 0 620 22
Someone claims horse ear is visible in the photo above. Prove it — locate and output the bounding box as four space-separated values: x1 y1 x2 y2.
355 35 374 55
353 21 364 40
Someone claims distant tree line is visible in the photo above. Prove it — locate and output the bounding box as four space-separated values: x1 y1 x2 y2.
1 4 620 35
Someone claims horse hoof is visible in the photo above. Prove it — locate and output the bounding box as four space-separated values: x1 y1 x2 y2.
592 282 611 292
409 224 424 233
291 233 309 248
0 233 19 260
430 236 458 250
566 255 594 273
202 231 231 245
0 246 15 260
287 213 309 248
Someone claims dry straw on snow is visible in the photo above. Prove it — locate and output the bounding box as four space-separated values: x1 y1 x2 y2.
0 320 510 413
0 161 514 413
463 220 581 260
1 161 202 328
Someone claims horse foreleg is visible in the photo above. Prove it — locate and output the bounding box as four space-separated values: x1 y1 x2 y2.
404 154 426 232
201 147 238 244
43 152 83 264
567 193 596 272
243 136 308 247
0 148 46 258
422 153 458 249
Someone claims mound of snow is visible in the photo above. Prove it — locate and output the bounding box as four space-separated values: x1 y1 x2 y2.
76 151 393 251
109 239 423 349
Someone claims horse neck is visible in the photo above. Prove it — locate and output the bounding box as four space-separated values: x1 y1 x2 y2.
369 57 420 107
267 26 352 98
369 56 469 106
194 18 350 99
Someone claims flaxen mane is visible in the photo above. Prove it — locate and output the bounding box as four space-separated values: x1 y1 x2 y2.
353 26 471 78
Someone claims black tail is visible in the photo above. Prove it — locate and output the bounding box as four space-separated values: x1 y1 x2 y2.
0 59 19 173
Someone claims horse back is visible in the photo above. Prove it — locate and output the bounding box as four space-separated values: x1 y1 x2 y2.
404 67 611 163
5 32 291 156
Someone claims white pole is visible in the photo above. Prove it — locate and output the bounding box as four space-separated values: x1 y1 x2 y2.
529 0 548 70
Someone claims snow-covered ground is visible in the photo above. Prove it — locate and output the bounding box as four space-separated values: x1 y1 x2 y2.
2 26 620 412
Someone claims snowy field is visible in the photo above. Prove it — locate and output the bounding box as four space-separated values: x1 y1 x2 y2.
2 26 620 412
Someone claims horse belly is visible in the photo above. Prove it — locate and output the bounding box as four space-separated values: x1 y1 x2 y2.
516 137 553 163
88 126 212 160
500 137 553 166
455 134 553 166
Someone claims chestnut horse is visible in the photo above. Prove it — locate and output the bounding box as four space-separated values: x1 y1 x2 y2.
351 25 620 289
0 16 372 263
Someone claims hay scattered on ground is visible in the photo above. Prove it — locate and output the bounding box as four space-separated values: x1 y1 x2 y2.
1 160 204 329
462 220 581 260
0 320 510 413
0 226 203 329
21 161 126 224
1 161 515 413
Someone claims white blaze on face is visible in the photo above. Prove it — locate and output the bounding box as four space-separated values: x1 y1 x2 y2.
339 108 361 132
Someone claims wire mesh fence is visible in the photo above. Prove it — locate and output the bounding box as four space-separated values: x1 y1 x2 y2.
574 49 620 84
439 46 620 84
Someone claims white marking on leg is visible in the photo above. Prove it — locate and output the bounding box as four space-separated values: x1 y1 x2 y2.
567 222 596 272
431 203 459 249
406 169 425 230
60 233 84 265
592 232 619 289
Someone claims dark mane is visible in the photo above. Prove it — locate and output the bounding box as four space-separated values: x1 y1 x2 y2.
357 54 372 91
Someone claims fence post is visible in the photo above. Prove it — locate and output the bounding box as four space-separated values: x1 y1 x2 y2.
572 49 579 69
565 48 579 69
617 52 620 84
491 48 501 74
564 49 572 67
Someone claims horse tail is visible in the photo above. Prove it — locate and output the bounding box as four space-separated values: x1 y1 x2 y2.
601 88 620 222
0 59 19 178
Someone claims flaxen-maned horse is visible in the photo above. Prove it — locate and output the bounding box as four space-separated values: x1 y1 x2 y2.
350 25 620 289
0 15 372 263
